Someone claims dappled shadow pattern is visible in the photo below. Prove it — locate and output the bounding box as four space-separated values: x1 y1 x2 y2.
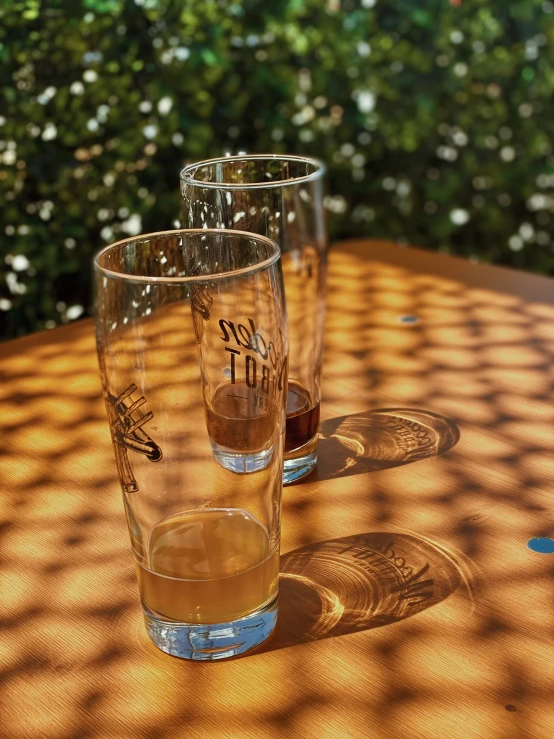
261 531 467 652
3 242 554 738
312 408 459 481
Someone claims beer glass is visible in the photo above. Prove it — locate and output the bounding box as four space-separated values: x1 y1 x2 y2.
180 155 327 484
94 229 288 660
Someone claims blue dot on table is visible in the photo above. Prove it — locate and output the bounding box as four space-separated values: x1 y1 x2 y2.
398 315 419 325
527 537 554 554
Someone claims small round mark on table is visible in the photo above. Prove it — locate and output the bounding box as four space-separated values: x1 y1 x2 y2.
397 315 420 325
505 704 517 712
526 537 554 554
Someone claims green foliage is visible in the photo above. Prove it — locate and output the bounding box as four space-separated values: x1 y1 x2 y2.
1 0 554 338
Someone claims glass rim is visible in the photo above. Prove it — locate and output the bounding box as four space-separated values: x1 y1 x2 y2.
179 153 326 190
94 228 281 285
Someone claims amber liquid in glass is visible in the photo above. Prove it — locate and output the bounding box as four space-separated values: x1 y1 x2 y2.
205 380 277 453
137 508 279 624
285 380 320 452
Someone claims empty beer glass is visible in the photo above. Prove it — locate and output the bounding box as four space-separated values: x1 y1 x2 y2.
180 155 327 484
94 229 287 660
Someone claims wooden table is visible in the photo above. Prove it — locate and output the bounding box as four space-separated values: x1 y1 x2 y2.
2 240 554 739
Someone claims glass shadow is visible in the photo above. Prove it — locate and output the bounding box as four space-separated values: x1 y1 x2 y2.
257 531 468 654
310 408 460 481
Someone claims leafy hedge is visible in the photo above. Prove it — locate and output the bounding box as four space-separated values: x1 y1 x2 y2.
1 0 554 338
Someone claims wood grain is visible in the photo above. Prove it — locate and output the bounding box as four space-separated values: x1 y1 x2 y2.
2 240 554 738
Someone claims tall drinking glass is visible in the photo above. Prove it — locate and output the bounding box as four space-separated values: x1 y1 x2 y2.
94 229 288 660
180 155 327 484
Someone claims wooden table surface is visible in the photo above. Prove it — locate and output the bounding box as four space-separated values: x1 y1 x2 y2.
2 240 554 739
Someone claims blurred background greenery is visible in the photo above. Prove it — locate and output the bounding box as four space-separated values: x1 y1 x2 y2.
1 0 554 339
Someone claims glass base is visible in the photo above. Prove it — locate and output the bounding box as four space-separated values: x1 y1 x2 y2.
211 443 274 474
283 450 317 485
143 597 278 660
